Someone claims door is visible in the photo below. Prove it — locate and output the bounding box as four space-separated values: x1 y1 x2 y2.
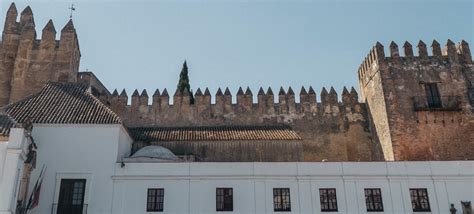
57 179 86 214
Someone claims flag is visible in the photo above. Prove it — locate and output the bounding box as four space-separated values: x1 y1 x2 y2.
26 165 46 210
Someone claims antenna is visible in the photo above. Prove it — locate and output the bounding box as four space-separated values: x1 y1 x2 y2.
69 4 76 19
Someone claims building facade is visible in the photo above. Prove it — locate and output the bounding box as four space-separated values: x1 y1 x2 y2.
0 3 472 214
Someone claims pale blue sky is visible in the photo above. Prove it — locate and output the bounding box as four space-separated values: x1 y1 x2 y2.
1 0 473 101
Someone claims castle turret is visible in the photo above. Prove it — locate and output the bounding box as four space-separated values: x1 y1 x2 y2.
173 89 182 109
224 88 232 112
4 3 18 33
131 89 140 111
287 87 296 113
417 40 428 58
403 41 413 57
342 87 351 105
431 40 442 57
350 87 358 104
152 89 160 108
389 41 399 57
119 89 128 106
160 89 169 110
257 87 266 112
445 39 458 63
358 39 473 161
0 5 82 106
41 20 56 43
278 87 287 113
57 19 80 82
140 89 148 106
195 88 211 114
266 87 275 114
459 40 472 64
215 88 224 114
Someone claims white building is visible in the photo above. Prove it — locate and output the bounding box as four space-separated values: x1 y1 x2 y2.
0 113 34 214
0 82 472 214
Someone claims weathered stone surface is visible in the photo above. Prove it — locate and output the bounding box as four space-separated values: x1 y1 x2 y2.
0 5 80 106
359 40 474 161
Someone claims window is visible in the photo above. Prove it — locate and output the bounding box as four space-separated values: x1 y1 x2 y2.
364 188 383 212
216 188 233 211
410 189 431 212
319 188 338 212
57 179 86 214
424 83 442 108
273 188 291 212
147 188 164 212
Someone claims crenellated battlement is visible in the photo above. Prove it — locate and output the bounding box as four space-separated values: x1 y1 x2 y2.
107 86 359 108
358 39 472 89
102 86 365 127
2 3 80 54
0 3 81 106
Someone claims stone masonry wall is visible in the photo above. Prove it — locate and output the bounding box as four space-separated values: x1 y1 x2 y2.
106 87 383 161
359 39 474 161
0 4 80 106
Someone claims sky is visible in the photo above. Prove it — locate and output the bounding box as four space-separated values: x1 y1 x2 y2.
0 0 473 102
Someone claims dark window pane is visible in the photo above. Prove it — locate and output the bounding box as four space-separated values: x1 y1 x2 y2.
216 188 233 211
364 188 384 212
319 188 338 212
410 188 431 212
147 188 164 212
273 188 291 212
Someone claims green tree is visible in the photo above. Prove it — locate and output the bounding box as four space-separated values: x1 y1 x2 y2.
177 60 194 104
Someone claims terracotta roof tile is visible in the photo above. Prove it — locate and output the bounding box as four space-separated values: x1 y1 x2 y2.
130 126 302 142
3 82 122 124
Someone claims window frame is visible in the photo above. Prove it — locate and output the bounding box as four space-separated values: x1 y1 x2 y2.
273 188 291 212
216 188 233 212
364 188 384 212
423 82 442 108
146 188 164 212
410 188 431 212
57 179 87 214
319 188 338 212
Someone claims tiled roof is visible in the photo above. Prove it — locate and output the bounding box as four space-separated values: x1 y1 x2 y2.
0 111 20 137
129 126 302 142
3 82 122 124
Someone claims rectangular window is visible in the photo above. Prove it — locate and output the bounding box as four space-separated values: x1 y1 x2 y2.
147 188 164 212
57 179 86 214
424 83 442 108
319 188 338 212
410 188 431 212
273 188 291 212
364 188 383 212
216 188 233 211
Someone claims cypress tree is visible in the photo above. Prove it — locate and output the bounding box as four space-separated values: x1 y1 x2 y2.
177 61 194 104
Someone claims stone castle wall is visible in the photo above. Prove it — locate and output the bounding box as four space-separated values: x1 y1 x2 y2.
359 39 474 161
104 87 383 161
0 4 80 106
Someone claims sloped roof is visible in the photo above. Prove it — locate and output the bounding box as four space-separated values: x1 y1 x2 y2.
129 126 302 142
0 111 20 137
3 82 122 124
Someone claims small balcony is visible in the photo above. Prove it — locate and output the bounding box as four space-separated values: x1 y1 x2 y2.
51 203 88 214
413 96 462 111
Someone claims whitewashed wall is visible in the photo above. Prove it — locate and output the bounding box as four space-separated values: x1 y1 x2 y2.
0 128 28 214
27 125 132 214
112 161 474 214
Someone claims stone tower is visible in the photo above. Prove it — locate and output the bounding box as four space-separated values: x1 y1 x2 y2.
0 3 81 106
358 40 473 161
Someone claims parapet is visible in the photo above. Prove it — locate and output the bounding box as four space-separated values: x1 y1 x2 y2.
106 86 363 119
2 3 80 55
358 39 472 86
